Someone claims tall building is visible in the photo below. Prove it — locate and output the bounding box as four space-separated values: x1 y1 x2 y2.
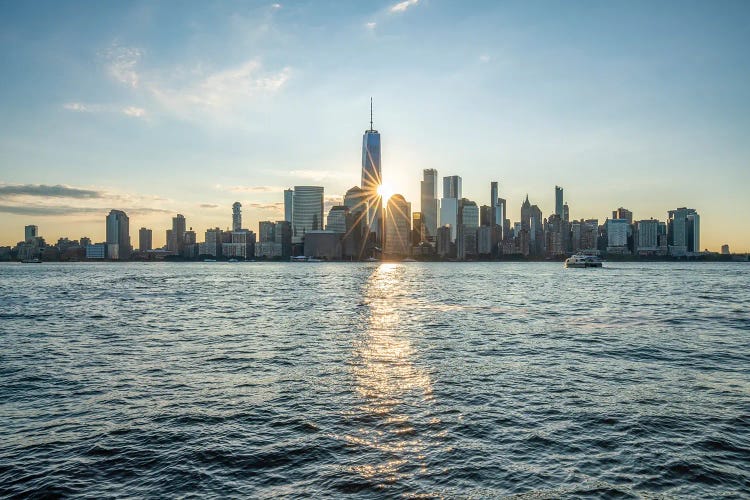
105 209 131 260
421 169 438 240
24 225 38 242
284 189 294 223
563 203 570 223
138 227 152 252
361 99 382 241
201 228 222 257
412 212 424 245
344 186 367 215
490 181 501 226
440 197 458 241
667 207 699 255
292 186 324 244
326 206 349 233
612 207 633 225
635 219 659 253
232 202 242 231
555 186 564 217
607 219 630 254
443 175 462 199
168 214 186 254
384 194 411 257
258 221 275 242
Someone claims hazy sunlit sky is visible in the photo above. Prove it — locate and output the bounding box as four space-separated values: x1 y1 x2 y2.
1 0 749 250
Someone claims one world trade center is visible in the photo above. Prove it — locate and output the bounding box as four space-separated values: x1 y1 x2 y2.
361 98 382 243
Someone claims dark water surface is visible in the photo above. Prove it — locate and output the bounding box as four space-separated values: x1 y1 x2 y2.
1 261 749 498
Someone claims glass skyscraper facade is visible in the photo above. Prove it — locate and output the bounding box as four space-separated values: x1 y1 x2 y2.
291 186 324 244
361 126 382 241
421 169 438 241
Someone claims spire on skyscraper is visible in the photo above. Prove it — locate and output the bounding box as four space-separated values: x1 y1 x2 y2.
370 97 373 131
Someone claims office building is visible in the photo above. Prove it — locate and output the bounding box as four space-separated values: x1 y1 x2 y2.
326 206 349 233
635 219 659 253
201 228 223 257
223 230 256 259
232 202 242 232
613 207 633 225
412 212 424 245
443 175 462 199
421 169 439 240
25 225 38 242
168 214 186 254
667 207 700 256
440 197 458 241
361 99 382 241
607 219 630 254
384 194 411 257
105 209 131 260
291 186 324 244
344 186 367 215
138 227 152 252
284 189 294 223
555 186 564 217
259 221 275 243
304 231 342 260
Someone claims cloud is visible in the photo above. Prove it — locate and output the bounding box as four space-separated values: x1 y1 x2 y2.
63 102 146 118
248 202 284 211
224 185 284 193
200 203 220 208
0 205 170 217
390 0 419 13
0 184 104 199
479 54 491 63
271 3 282 8
365 22 377 30
122 106 146 117
148 59 291 121
103 44 142 88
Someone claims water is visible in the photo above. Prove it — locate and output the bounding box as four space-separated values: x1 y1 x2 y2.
1 261 749 497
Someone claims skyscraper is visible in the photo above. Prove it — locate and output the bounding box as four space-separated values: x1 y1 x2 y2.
384 194 411 257
232 202 242 231
284 189 294 223
344 186 367 215
105 209 131 260
292 186 324 244
138 227 152 252
555 186 564 217
361 99 382 241
421 169 438 241
168 214 186 254
612 207 633 225
443 176 462 199
490 181 499 226
326 206 349 233
24 225 38 242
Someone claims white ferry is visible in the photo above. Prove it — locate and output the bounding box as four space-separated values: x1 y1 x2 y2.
564 253 603 268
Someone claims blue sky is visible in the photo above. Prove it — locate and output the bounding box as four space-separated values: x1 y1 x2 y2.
1 0 749 250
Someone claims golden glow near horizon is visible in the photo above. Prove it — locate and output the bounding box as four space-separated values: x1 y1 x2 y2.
377 183 394 204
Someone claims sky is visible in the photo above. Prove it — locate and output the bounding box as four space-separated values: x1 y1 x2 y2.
1 0 749 251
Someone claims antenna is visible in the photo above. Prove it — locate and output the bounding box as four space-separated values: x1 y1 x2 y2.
370 97 373 130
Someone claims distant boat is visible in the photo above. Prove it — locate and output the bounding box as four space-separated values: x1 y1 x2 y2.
564 253 602 268
366 257 379 262
307 258 323 262
21 258 41 263
228 258 239 263
203 258 217 262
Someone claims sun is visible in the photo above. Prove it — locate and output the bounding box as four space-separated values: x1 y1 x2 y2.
377 183 394 203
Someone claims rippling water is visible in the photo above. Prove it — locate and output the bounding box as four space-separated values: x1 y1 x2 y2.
1 261 749 497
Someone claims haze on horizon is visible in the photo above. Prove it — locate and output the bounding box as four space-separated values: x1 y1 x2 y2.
1 1 749 251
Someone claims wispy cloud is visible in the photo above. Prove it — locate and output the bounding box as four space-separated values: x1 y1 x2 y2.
365 22 377 30
0 204 169 217
199 203 220 208
479 54 491 63
103 44 142 88
223 185 285 193
0 184 104 199
247 202 284 212
390 0 419 13
63 102 146 118
271 3 282 9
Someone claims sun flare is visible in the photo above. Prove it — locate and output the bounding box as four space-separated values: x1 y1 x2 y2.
377 183 394 203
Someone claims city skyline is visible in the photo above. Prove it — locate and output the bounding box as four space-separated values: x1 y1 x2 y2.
1 1 749 251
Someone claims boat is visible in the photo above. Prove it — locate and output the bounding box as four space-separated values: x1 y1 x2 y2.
365 257 379 262
21 258 41 263
228 258 239 263
203 258 217 262
564 253 602 268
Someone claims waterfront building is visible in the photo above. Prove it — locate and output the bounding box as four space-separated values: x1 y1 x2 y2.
24 225 38 242
232 202 242 232
530 204 544 256
222 230 256 259
563 203 570 223
436 226 453 258
304 231 342 260
412 212 424 245
292 186 324 244
421 169 439 241
384 194 411 258
555 186 564 217
361 99 382 242
545 214 565 256
480 205 491 227
259 221 275 243
284 189 294 223
168 214 186 254
457 199 479 260
106 209 131 260
85 243 106 259
667 207 700 256
477 226 493 256
275 221 292 258
139 227 152 252
721 244 730 255
607 219 630 254
201 228 223 257
635 219 659 254
326 206 349 233
344 186 367 215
